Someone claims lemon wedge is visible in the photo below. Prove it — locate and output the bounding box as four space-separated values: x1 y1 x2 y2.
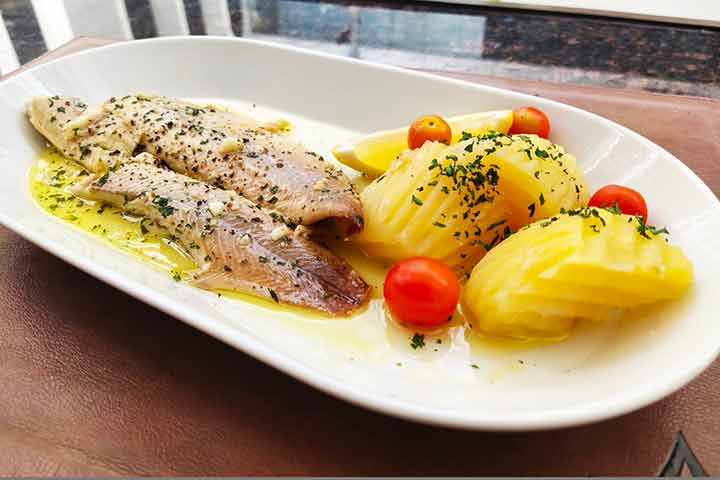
332 110 514 177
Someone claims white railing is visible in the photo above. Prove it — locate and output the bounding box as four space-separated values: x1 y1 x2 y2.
0 0 241 75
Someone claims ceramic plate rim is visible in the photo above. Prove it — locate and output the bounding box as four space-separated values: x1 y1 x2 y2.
1 36 719 431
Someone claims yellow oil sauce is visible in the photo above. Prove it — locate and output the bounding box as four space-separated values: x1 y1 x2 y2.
30 149 569 366
30 150 197 277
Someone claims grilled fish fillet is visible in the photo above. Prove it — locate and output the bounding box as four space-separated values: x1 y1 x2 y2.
72 156 369 315
27 95 139 172
27 94 364 233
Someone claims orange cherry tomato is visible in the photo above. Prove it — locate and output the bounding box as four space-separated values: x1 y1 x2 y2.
384 257 460 328
408 115 452 150
509 106 551 139
588 184 648 222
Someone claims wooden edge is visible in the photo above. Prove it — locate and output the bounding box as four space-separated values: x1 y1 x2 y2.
1 37 115 80
424 69 720 108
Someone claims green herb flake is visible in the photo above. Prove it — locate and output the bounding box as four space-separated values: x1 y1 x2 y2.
411 195 423 206
487 219 506 231
410 333 425 350
96 172 110 186
604 203 623 215
534 148 549 159
153 196 174 217
635 216 669 239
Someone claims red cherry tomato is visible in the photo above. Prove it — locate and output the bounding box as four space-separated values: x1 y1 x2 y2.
408 115 452 150
383 257 460 328
509 106 551 139
588 184 648 222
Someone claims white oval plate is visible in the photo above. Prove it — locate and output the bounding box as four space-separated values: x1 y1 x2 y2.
1 37 719 431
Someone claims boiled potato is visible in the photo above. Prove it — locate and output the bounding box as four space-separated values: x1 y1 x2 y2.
354 140 511 269
464 132 589 229
354 132 588 268
463 207 693 340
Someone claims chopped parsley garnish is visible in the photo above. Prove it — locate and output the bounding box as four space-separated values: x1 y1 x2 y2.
528 202 536 217
269 289 279 303
534 148 549 159
410 333 425 350
432 221 446 228
560 207 669 239
171 271 181 281
487 219 506 231
603 203 623 215
486 167 499 186
460 131 473 141
96 172 109 186
411 195 423 206
636 216 669 239
539 193 545 205
471 364 480 369
153 196 174 217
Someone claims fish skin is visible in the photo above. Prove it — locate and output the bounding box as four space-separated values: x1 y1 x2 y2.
27 95 139 172
108 94 363 233
72 159 370 315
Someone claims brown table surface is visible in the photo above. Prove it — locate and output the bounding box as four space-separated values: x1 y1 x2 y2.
1 37 719 476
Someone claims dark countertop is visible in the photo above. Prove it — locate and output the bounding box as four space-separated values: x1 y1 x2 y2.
0 0 718 97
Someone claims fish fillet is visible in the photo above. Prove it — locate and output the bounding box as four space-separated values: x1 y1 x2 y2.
28 94 364 233
72 156 369 315
27 95 139 172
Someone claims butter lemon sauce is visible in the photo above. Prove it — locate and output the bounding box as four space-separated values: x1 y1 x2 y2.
28 101 620 377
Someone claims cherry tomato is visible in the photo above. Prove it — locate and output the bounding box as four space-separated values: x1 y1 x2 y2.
509 106 551 139
588 184 648 222
384 257 460 328
408 115 452 150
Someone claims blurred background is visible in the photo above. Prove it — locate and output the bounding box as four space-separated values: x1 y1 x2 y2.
0 0 717 97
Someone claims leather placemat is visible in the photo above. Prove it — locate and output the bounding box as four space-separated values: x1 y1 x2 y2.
1 37 718 476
